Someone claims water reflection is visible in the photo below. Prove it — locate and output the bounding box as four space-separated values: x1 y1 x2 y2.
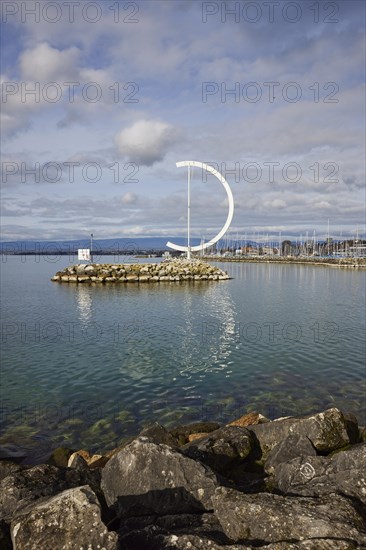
201 283 237 371
174 282 237 377
75 285 93 324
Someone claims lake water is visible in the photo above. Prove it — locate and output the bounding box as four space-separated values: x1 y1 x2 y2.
1 255 365 462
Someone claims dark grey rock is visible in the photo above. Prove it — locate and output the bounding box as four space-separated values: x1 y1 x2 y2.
181 426 253 474
155 512 224 533
0 460 23 482
272 443 366 504
249 408 351 459
0 462 102 521
119 513 251 549
0 519 12 550
67 452 88 470
11 485 118 550
331 441 366 471
101 438 219 517
264 542 359 549
122 529 251 549
119 512 219 535
0 464 70 520
265 433 317 474
272 455 329 495
157 534 250 549
359 426 366 442
344 412 361 444
219 464 270 493
170 421 221 444
139 422 179 448
212 486 366 545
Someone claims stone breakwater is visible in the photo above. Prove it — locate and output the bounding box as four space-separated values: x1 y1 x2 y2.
1 407 366 549
202 255 366 268
51 259 231 284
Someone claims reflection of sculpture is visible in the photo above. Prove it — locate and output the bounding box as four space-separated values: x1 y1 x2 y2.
166 161 234 259
76 286 92 323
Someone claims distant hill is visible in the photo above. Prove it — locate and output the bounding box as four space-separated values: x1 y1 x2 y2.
0 237 203 254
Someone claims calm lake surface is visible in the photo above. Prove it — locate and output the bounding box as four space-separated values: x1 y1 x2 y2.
1 255 365 462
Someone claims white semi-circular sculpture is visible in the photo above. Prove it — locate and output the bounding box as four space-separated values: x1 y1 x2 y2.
166 160 234 254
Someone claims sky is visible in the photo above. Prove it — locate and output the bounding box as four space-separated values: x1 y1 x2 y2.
1 0 365 243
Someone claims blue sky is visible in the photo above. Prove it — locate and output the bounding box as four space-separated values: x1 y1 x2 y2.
1 0 365 242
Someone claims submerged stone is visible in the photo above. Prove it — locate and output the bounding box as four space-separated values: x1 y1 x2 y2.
48 447 75 468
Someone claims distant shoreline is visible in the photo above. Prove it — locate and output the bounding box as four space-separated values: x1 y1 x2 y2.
2 252 365 268
202 256 366 268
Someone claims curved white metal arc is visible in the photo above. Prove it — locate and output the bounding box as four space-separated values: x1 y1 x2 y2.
166 161 234 253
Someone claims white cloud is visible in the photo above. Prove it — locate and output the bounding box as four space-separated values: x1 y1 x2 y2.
19 42 80 82
270 199 287 209
115 119 180 166
121 192 137 205
1 42 116 137
1 1 365 239
314 200 331 209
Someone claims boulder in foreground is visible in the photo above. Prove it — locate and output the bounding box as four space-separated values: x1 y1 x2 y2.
248 407 356 459
272 442 366 504
212 487 366 545
2 407 365 549
101 438 220 517
182 426 253 474
11 485 118 550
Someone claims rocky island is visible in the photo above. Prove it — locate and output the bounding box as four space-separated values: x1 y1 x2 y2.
1 407 365 549
51 259 231 284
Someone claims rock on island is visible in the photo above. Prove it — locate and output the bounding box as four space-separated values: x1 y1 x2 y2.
51 259 231 283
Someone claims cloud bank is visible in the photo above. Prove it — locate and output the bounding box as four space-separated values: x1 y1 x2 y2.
1 0 365 241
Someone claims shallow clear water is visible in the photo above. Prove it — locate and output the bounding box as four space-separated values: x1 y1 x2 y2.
1 255 365 462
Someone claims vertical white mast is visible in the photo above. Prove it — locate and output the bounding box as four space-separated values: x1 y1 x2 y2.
187 165 191 259
90 233 93 263
306 230 308 256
